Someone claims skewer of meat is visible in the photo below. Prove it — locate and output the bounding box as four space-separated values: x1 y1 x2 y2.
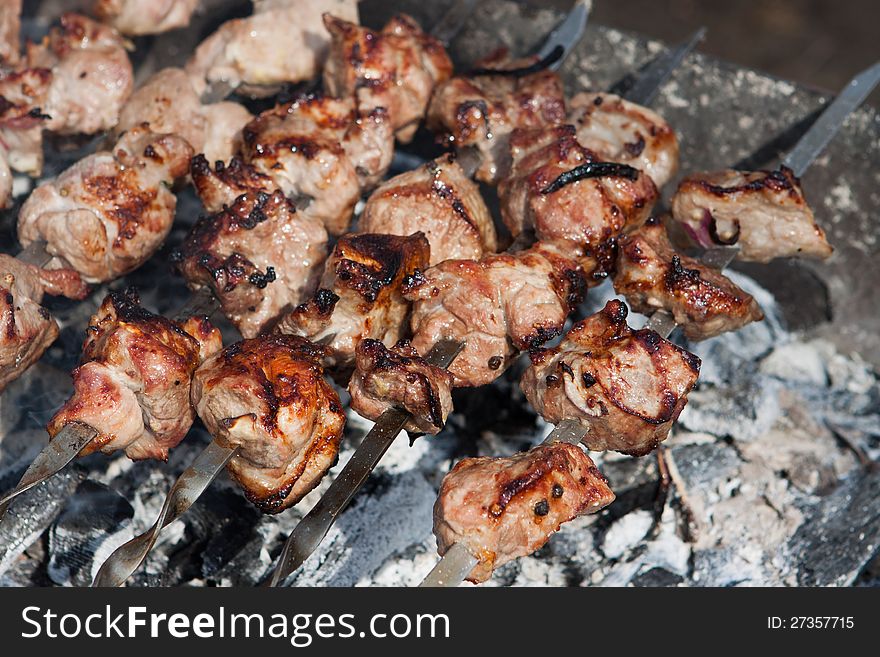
92 333 346 586
86 0 480 586
667 61 879 265
419 61 879 587
0 125 193 391
0 288 222 522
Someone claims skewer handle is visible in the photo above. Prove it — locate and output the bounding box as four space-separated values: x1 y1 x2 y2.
0 422 97 521
91 440 237 587
420 542 479 587
536 0 591 71
781 61 880 178
617 27 706 106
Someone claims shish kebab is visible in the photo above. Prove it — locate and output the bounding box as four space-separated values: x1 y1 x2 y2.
420 62 880 587
0 2 439 514
84 0 591 587
85 3 481 585
263 6 711 588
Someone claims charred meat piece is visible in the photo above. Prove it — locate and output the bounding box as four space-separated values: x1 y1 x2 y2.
670 166 833 262
0 0 21 65
614 219 764 340
404 242 586 387
359 154 497 265
433 442 614 583
278 232 429 371
499 125 658 248
427 49 566 184
185 0 358 97
0 255 61 392
0 67 53 179
47 289 223 461
116 67 252 163
568 92 679 189
523 300 700 456
94 0 199 36
239 95 393 235
172 190 328 338
25 13 132 135
191 334 345 513
190 154 277 214
18 125 193 284
348 339 454 435
323 13 452 143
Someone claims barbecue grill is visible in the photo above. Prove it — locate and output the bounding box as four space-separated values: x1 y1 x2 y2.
0 0 877 588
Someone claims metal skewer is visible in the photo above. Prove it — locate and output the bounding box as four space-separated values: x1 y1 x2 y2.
537 0 592 71
614 27 707 106
266 338 465 587
0 422 97 523
92 440 239 587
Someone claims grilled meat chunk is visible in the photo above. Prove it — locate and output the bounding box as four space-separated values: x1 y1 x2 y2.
522 300 700 456
670 166 833 263
359 154 497 265
614 219 764 339
94 0 199 35
499 125 658 248
25 14 132 135
18 125 193 284
191 334 345 513
0 0 21 65
116 67 252 163
239 95 393 235
0 67 52 178
47 289 222 461
185 0 358 97
568 92 679 189
433 442 614 583
278 232 429 371
0 256 61 392
426 49 566 183
173 190 328 338
404 242 586 387
323 14 452 143
348 338 454 435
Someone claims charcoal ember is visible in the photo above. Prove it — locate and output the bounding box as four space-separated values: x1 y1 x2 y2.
791 468 880 586
47 480 134 587
196 487 263 582
0 463 86 577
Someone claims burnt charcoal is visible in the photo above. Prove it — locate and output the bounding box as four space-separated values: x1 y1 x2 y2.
631 566 685 587
0 463 86 577
792 468 880 586
47 480 134 587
